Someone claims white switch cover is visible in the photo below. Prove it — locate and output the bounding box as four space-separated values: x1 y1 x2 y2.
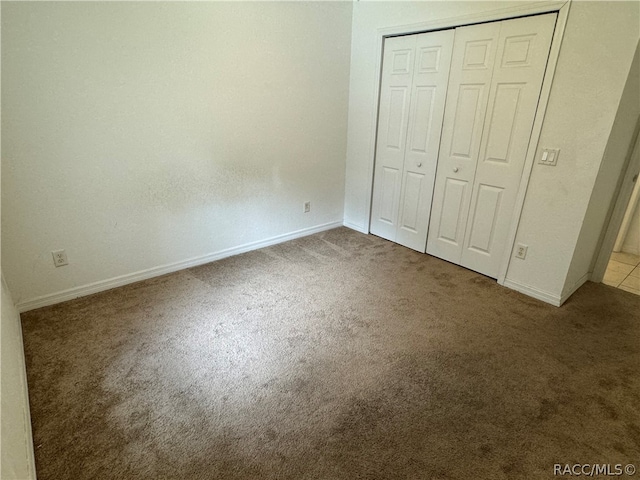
539 148 559 166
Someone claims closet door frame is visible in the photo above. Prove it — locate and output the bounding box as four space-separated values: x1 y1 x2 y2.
365 0 571 286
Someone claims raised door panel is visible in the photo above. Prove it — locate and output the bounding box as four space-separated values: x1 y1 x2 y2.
370 35 416 241
397 29 455 251
399 171 425 233
436 178 469 244
426 22 501 262
461 13 557 278
482 83 523 164
385 88 410 150
466 184 503 254
379 167 400 224
408 86 436 154
449 84 485 159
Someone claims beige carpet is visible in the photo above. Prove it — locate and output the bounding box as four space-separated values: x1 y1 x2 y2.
21 227 640 479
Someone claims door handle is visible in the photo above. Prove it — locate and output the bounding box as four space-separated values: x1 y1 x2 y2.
453 167 459 173
417 162 422 167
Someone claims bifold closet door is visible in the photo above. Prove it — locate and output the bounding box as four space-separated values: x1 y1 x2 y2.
370 30 454 252
427 14 557 278
425 21 501 263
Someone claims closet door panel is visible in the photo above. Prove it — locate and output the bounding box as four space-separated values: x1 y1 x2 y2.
370 35 416 242
438 178 468 243
426 22 501 261
460 13 557 277
396 29 455 251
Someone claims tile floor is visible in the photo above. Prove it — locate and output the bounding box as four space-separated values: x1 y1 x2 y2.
603 251 640 295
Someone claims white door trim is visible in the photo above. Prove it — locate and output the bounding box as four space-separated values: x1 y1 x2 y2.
364 1 571 283
613 160 640 253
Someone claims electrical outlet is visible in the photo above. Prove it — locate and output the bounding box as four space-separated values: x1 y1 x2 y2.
52 249 68 267
304 201 311 213
515 244 528 260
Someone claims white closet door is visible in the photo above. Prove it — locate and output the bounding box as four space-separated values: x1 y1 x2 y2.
370 30 454 252
460 14 556 278
370 34 416 242
396 30 455 251
426 22 501 262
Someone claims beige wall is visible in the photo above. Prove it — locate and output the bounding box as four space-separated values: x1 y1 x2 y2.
509 2 639 299
1 277 37 479
567 39 640 290
1 2 353 307
4 1 640 309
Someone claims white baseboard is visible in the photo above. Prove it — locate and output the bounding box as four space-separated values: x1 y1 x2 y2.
17 221 343 313
502 278 563 307
502 273 590 307
343 220 368 234
621 246 640 256
560 272 591 305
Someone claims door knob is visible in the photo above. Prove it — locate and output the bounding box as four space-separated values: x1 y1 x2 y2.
417 162 422 167
453 167 459 173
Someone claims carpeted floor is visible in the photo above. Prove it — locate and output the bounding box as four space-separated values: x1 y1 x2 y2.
21 227 640 479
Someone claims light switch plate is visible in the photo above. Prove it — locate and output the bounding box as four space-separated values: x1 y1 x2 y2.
539 148 559 166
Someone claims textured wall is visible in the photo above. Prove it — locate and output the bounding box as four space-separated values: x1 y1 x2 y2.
508 2 639 299
566 39 640 291
1 2 353 305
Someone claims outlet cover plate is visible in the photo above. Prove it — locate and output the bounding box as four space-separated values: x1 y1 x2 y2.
515 244 528 260
52 250 68 267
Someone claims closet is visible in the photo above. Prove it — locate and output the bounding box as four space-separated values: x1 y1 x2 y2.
370 13 557 278
369 30 454 251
